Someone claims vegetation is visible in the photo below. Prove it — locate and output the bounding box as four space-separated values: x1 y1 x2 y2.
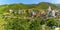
40 18 58 27
0 2 59 13
0 2 59 30
0 16 58 30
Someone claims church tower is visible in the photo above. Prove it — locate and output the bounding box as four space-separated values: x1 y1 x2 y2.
47 6 55 17
47 6 52 11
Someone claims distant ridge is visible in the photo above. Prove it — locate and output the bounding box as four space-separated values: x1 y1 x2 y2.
0 2 59 13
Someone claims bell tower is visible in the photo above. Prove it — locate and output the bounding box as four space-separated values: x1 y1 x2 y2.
47 6 52 11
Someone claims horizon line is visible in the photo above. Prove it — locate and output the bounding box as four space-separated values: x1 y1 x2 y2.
0 2 59 5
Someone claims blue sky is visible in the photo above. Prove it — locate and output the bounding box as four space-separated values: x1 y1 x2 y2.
0 0 59 5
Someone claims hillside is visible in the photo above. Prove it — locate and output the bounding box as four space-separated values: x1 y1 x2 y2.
0 2 59 30
34 2 58 10
55 4 60 9
0 2 59 13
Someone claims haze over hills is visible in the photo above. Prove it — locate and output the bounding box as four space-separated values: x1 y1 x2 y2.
0 2 60 13
56 4 60 8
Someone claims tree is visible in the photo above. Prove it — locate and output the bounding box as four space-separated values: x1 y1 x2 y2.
46 18 58 28
4 18 31 30
29 19 42 30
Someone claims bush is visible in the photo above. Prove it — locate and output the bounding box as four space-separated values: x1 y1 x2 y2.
29 19 42 30
4 18 42 30
46 18 58 28
4 18 30 30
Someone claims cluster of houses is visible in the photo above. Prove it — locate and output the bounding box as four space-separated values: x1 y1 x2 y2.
2 6 60 19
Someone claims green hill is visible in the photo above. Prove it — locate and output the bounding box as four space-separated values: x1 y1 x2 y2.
0 2 59 13
55 4 60 9
34 2 58 10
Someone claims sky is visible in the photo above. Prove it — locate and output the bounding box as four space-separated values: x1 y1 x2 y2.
0 0 60 5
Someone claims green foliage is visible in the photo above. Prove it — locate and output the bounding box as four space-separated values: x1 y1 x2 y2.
40 18 58 27
40 19 46 25
0 17 58 30
0 2 59 30
34 2 58 10
4 18 29 30
29 19 42 30
4 18 42 30
0 18 7 30
46 18 58 27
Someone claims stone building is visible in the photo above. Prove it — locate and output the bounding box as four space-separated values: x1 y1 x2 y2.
55 10 60 17
36 10 41 17
18 9 22 14
31 10 36 17
49 10 55 17
9 9 14 14
40 10 47 18
32 11 36 16
47 6 55 17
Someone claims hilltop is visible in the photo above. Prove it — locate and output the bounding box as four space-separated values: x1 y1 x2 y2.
34 2 58 10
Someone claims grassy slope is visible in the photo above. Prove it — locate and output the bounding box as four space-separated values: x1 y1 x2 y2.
0 2 58 13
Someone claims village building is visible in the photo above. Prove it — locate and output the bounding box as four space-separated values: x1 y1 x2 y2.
36 10 41 17
32 11 36 16
27 9 33 17
49 10 55 17
9 9 14 14
40 10 47 18
18 9 22 14
47 6 52 13
47 6 55 17
31 10 36 17
55 10 60 17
